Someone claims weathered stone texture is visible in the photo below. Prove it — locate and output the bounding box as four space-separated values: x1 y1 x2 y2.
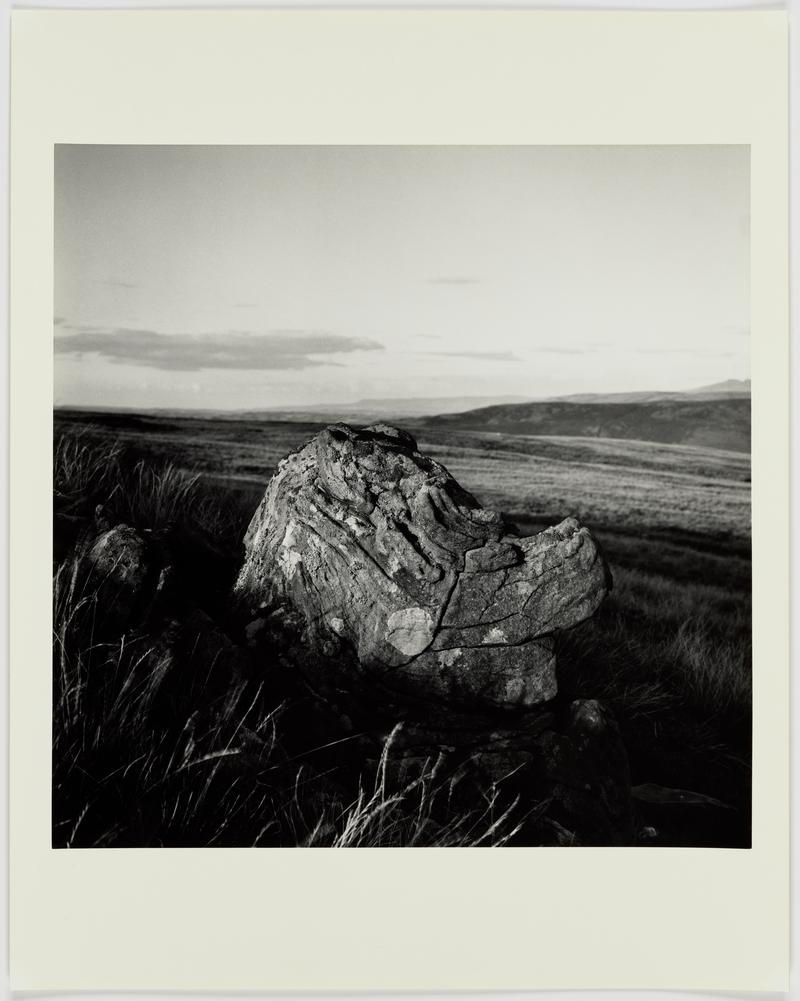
235 423 611 709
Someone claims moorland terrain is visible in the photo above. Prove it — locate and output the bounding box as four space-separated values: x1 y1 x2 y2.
53 394 751 848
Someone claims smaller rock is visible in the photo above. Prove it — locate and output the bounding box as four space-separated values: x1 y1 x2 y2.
535 699 634 845
83 524 157 632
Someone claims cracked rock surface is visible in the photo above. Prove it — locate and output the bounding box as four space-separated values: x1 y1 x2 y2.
235 423 612 709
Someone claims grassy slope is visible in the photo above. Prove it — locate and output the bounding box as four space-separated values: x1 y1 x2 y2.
53 410 752 847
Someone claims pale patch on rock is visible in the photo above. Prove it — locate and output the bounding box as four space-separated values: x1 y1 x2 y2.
278 548 303 577
439 648 463 668
484 626 506 644
329 616 345 635
385 607 435 657
277 520 303 577
281 520 298 550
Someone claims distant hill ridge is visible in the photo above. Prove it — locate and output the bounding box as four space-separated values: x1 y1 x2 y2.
550 379 750 404
250 380 750 419
421 395 751 454
253 381 751 416
54 378 752 426
254 395 534 418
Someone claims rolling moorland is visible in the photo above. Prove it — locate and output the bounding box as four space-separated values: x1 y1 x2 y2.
422 397 751 454
53 397 751 847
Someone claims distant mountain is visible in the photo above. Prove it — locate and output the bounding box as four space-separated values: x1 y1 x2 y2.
262 382 750 415
421 397 751 453
550 379 750 405
252 395 534 420
54 395 534 423
687 378 750 396
259 382 750 415
55 381 750 426
551 390 690 404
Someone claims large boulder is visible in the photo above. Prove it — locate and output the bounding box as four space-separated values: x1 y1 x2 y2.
235 423 611 711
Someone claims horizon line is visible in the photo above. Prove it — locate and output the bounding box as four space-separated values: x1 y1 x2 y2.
53 380 751 416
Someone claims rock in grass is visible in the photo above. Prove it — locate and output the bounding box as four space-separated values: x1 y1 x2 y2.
535 699 634 845
83 524 159 631
80 522 179 634
235 423 611 710
87 524 150 588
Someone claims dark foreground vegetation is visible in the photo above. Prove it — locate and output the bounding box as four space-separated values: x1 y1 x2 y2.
53 410 752 848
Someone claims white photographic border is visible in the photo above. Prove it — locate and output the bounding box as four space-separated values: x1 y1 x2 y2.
7 7 791 993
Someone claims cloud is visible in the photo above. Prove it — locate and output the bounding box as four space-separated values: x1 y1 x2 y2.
427 277 481 286
93 279 140 289
429 350 521 362
55 327 385 371
54 316 66 326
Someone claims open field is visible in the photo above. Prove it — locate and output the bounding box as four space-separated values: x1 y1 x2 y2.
53 409 752 847
54 409 751 536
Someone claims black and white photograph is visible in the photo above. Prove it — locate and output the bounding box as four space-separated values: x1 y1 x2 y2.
53 143 751 849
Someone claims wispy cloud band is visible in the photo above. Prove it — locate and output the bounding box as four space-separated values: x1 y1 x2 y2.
55 327 384 371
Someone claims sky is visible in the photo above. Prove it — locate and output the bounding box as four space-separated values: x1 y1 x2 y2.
54 145 749 410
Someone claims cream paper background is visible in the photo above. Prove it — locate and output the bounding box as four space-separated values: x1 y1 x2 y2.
9 9 789 993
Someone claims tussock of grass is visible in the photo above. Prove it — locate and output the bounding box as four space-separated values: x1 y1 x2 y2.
667 620 751 716
55 429 252 549
295 726 526 848
54 431 125 508
558 564 751 726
